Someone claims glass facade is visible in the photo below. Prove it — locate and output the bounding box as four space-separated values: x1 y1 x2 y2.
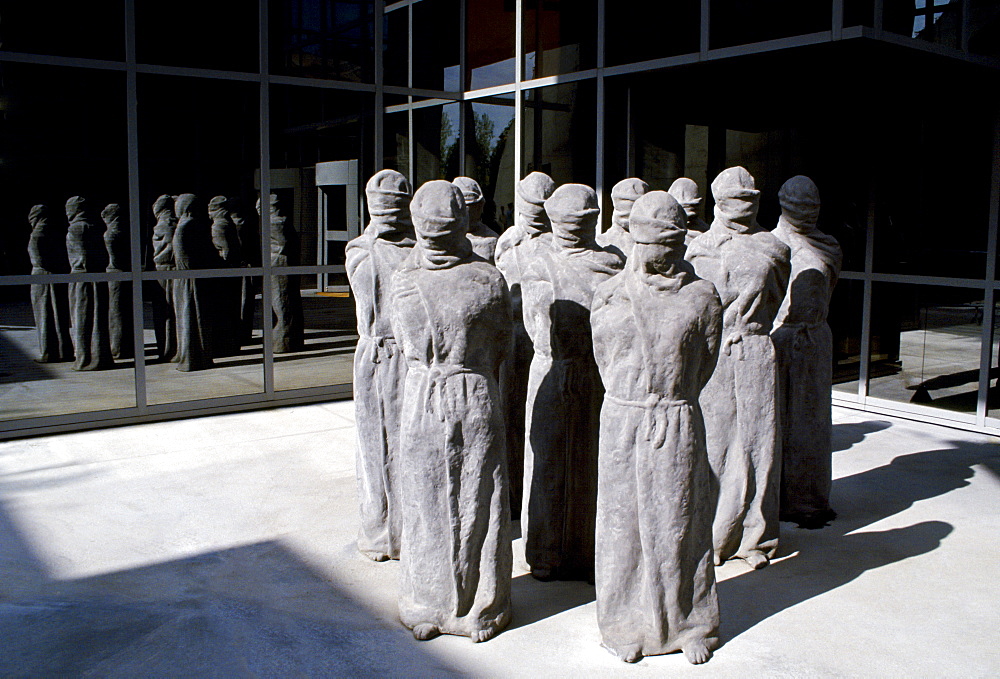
1 0 998 436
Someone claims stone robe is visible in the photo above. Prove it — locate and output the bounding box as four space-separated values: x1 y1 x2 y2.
687 224 790 564
592 266 722 660
210 202 243 358
772 218 842 525
467 220 498 264
27 208 73 363
103 206 133 360
596 224 633 262
345 228 414 560
172 201 214 372
151 207 178 362
66 201 114 371
269 204 304 354
521 244 622 579
392 254 513 638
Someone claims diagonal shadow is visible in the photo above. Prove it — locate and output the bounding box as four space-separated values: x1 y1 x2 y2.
831 419 893 452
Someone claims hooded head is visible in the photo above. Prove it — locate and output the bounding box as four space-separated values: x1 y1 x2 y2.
65 196 87 222
410 180 471 268
29 204 49 231
365 169 413 239
101 203 120 227
545 183 601 250
778 175 821 233
174 193 202 221
668 177 702 219
208 195 229 220
515 171 556 236
630 191 688 250
452 176 485 223
711 166 760 233
153 194 175 221
610 178 649 230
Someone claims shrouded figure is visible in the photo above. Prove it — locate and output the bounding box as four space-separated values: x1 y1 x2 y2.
494 172 556 520
668 177 710 240
27 205 73 363
771 176 842 528
686 167 790 569
521 183 623 581
452 176 498 263
392 180 513 643
596 177 648 260
592 191 722 665
346 169 415 561
227 198 259 348
66 196 114 371
258 193 305 354
151 195 178 362
103 203 133 360
208 195 243 357
172 193 215 372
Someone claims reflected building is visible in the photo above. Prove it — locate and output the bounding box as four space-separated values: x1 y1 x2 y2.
1 0 999 436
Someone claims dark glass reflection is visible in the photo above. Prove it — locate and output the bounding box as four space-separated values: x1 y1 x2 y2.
413 103 461 186
606 0 699 65
413 0 461 91
844 0 876 27
468 0 516 88
383 7 409 87
0 4 124 61
270 0 376 81
135 0 258 72
867 283 984 414
523 0 595 79
830 279 864 395
523 82 596 187
465 97 516 231
969 0 1000 57
710 0 832 48
383 111 411 176
989 300 1000 420
884 0 963 49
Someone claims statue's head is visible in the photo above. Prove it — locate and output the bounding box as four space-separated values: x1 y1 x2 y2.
711 167 759 231
410 180 471 264
174 193 201 220
515 171 556 234
153 194 175 220
668 177 702 220
29 204 49 230
366 169 411 215
65 196 87 222
452 176 485 223
629 190 688 262
545 183 600 249
610 178 649 231
778 175 821 232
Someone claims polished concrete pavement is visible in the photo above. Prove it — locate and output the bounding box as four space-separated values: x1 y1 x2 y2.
1 402 998 677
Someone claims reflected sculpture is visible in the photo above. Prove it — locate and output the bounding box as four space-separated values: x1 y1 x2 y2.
596 178 648 261
668 177 710 239
66 196 114 371
102 203 133 360
346 170 415 561
151 195 178 362
27 204 73 363
495 172 556 520
453 176 498 263
592 191 722 665
771 176 843 528
521 183 623 581
686 167 790 569
208 195 243 358
227 198 259 348
172 194 215 372
392 180 513 642
260 193 304 354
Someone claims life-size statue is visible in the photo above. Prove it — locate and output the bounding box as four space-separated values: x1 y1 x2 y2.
392 180 513 642
66 196 114 371
668 177 710 239
172 194 215 372
346 170 416 562
259 193 304 354
103 203 133 360
452 176 498 263
686 167 790 569
27 205 73 363
521 183 623 581
771 175 843 528
596 178 648 261
227 198 259 347
494 171 556 518
592 190 722 665
208 195 243 357
151 195 178 362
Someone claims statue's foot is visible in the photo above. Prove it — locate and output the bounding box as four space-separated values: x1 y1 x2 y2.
683 640 713 665
412 623 441 641
531 566 556 582
743 551 769 570
602 642 642 663
713 552 724 567
360 549 390 562
471 623 500 643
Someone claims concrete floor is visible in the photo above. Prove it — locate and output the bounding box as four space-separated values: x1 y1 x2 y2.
0 402 998 677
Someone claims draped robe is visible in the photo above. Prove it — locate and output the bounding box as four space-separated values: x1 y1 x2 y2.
172 209 214 372
67 209 114 371
28 214 73 363
152 212 178 362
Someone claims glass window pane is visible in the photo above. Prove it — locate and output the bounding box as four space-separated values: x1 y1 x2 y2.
867 283 984 416
270 0 377 82
844 0 876 28
135 0 258 72
606 0 699 65
413 0 461 91
523 0 595 80
883 0 962 48
383 111 411 175
710 0 832 48
468 0 516 88
831 279 864 395
413 103 461 186
383 7 410 87
988 297 1000 423
464 96 516 232
523 82 596 187
0 5 124 61
969 1 1000 57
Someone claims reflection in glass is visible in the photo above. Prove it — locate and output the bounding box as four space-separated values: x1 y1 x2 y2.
524 0 596 79
884 0 962 48
414 103 461 186
988 301 1000 421
844 0 876 27
523 82 597 187
830 279 864 395
143 275 264 405
606 0 698 65
274 289 358 391
383 7 409 87
384 111 410 176
710 0 831 48
135 0 258 72
0 285 136 421
867 283 984 414
0 4 124 61
270 0 376 81
465 0 515 88
413 0 461 91
465 97 516 232
969 1 1000 57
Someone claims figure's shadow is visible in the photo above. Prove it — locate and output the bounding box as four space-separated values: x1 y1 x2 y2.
831 419 892 452
718 431 1000 642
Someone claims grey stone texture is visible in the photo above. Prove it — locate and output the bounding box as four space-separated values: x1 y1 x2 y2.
391 180 513 642
596 178 648 261
345 170 416 562
208 196 243 358
151 195 178 362
668 177 710 240
260 193 305 354
102 203 133 360
771 176 843 528
452 176 498 263
66 196 114 372
227 200 259 348
686 167 791 569
27 204 73 363
592 190 722 665
172 194 215 372
495 172 557 519
521 183 623 581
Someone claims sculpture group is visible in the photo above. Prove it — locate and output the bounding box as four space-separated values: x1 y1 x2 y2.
345 167 842 664
27 192 306 372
